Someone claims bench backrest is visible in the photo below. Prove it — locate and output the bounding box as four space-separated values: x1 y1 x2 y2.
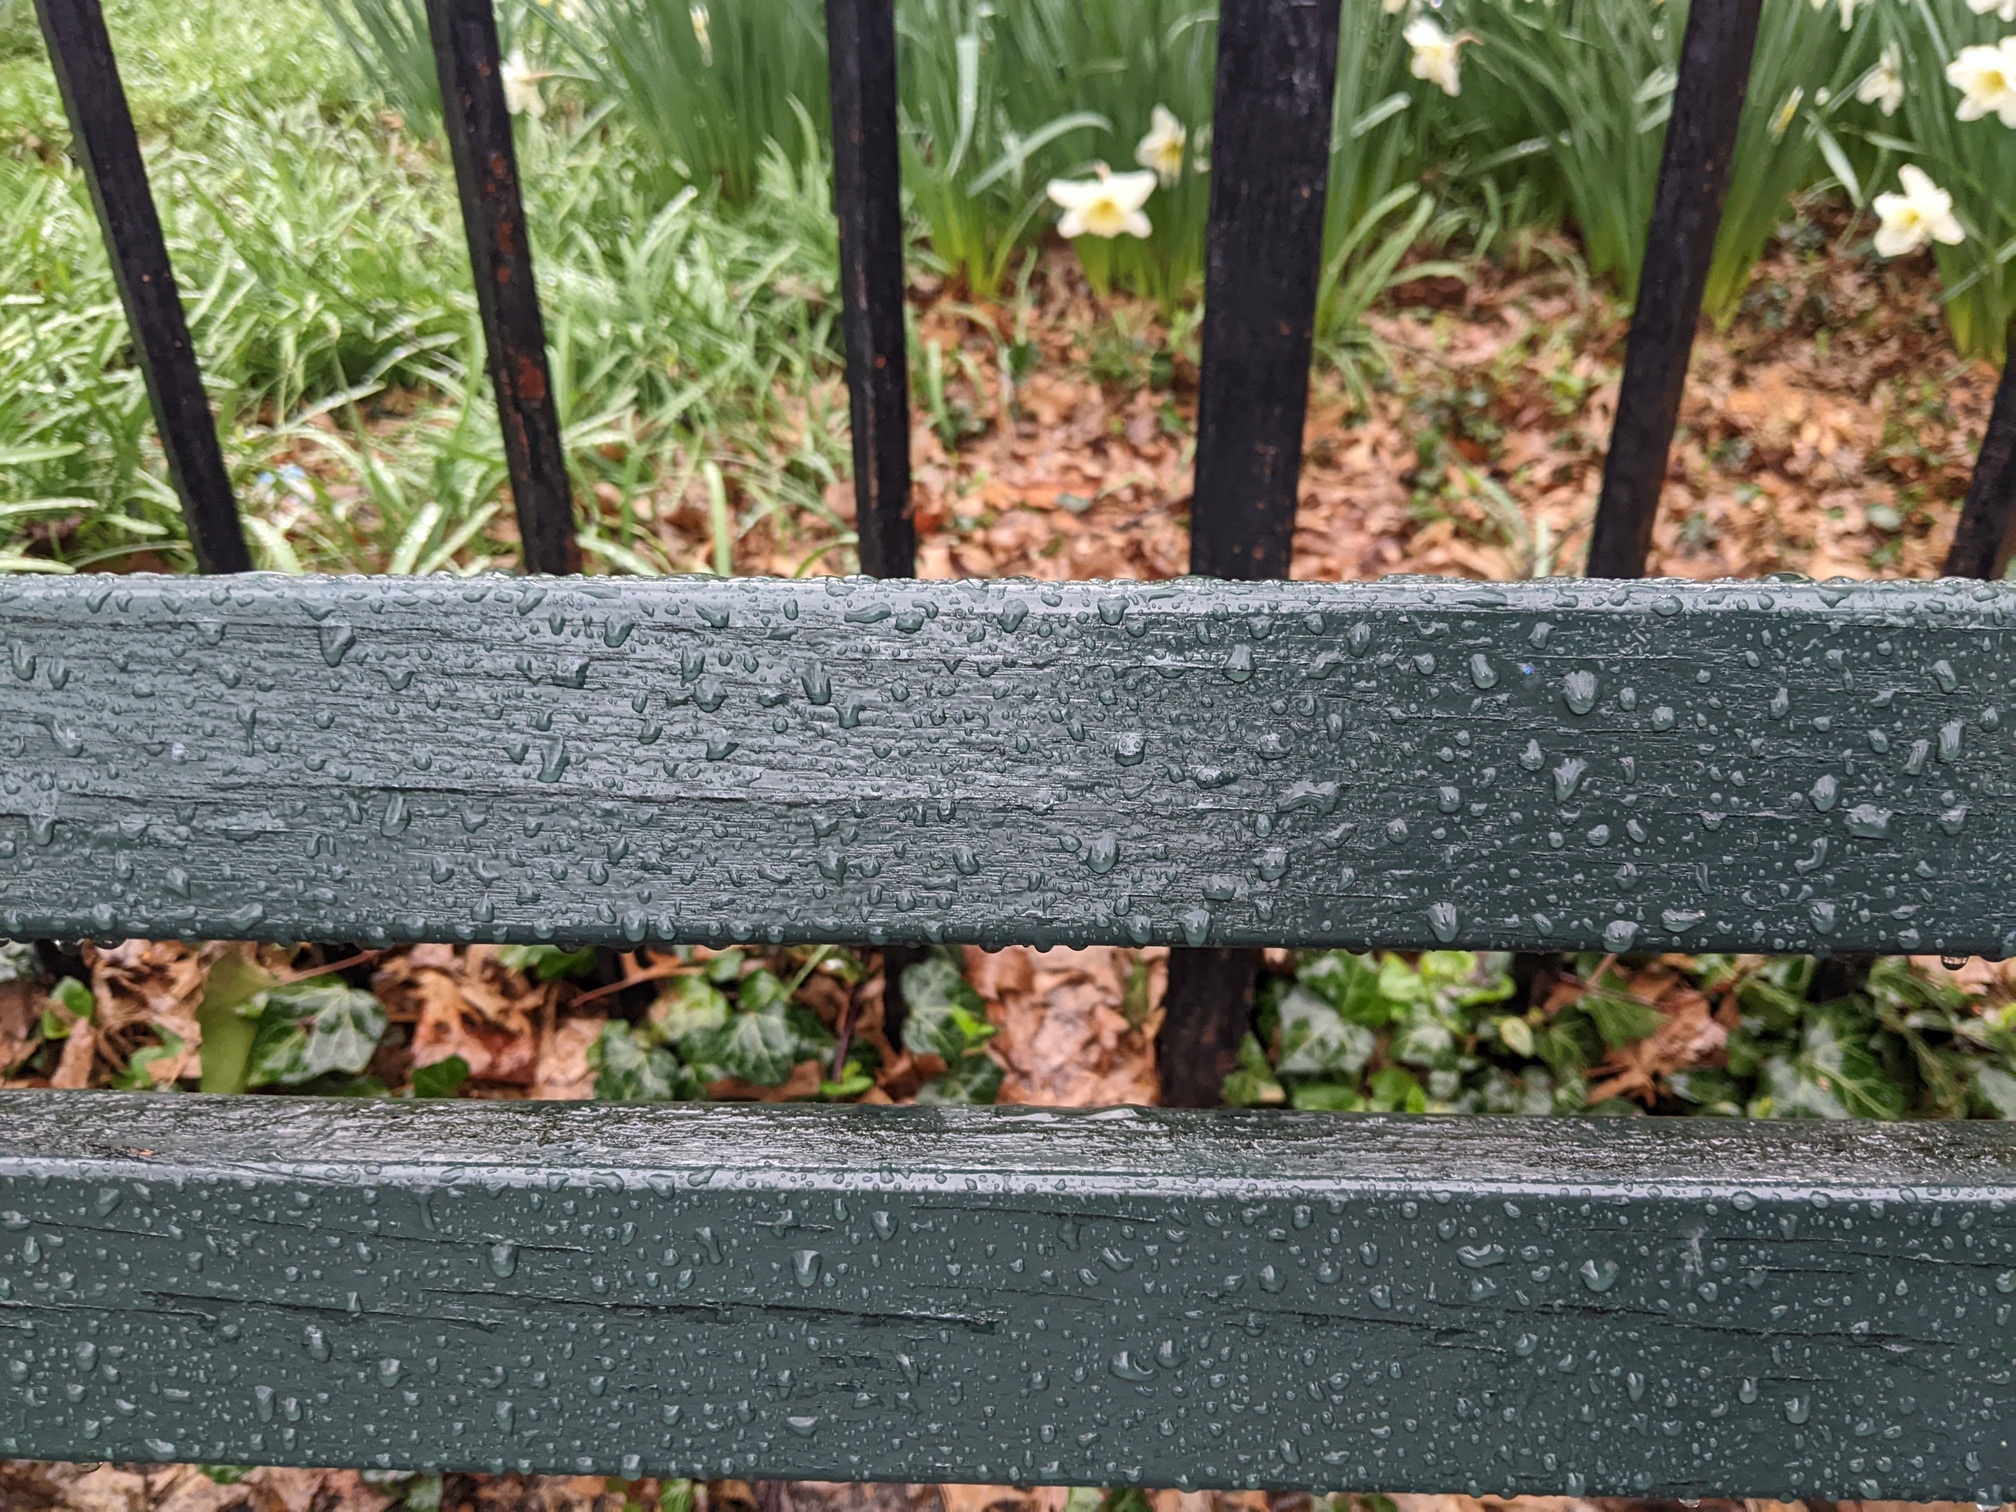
8 0 2016 1500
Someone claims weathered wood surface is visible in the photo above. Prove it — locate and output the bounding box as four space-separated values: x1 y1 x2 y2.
1 573 2013 955
0 1094 2009 1496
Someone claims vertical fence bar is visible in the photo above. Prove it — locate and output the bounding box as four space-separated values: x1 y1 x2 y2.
1186 0 1339 581
1944 357 2016 580
1584 0 1762 579
425 0 579 576
1159 0 1340 1109
826 0 914 581
31 0 251 575
827 0 922 1039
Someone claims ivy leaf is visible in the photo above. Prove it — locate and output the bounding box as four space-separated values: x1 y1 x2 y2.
901 955 996 1060
689 1006 799 1085
1494 1014 1535 1058
820 1061 876 1101
495 944 598 982
50 976 94 1018
1389 1002 1459 1068
915 1051 1003 1104
649 975 730 1047
243 977 387 1088
1974 1065 2016 1119
1221 1033 1285 1107
112 1030 185 1092
1275 985 1375 1077
1296 951 1394 1026
1756 1009 1903 1120
589 1022 698 1102
738 968 792 1013
411 1055 470 1099
1289 1080 1362 1112
1366 1064 1426 1113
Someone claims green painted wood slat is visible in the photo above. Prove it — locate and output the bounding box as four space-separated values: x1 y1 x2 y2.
1 572 2014 955
0 1095 2009 1497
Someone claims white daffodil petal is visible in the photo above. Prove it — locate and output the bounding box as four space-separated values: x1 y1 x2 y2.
1102 169 1159 212
1047 178 1100 211
1947 41 2016 127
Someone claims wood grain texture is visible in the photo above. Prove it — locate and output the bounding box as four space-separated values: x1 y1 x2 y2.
1586 0 1762 578
1 573 2014 955
30 0 251 575
426 0 579 575
0 1093 2010 1496
825 0 914 581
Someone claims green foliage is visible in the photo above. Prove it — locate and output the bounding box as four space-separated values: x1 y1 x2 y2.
6 0 2014 566
1239 949 2016 1122
410 1054 470 1098
900 951 1002 1104
590 1019 701 1102
113 1029 186 1091
39 974 93 1040
1874 0 2016 362
558 0 830 206
496 943 598 981
242 976 389 1088
0 941 38 983
593 955 846 1099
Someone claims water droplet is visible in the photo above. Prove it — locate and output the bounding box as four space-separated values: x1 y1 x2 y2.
1428 901 1458 944
1563 670 1599 715
1577 1258 1619 1293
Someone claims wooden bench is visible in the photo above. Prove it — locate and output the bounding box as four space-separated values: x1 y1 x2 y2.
10 0 2016 1499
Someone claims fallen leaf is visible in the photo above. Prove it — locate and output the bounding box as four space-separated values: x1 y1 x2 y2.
964 945 1161 1107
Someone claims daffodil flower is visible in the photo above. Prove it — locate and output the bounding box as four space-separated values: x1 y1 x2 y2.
1948 37 2016 126
1857 42 1903 117
501 50 552 118
1405 17 1473 98
1046 166 1156 240
1381 0 1407 15
1811 0 1865 30
1871 165 1965 258
1968 0 2016 24
1135 106 1187 187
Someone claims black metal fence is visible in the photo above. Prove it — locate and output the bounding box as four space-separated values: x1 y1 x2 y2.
25 0 2016 1097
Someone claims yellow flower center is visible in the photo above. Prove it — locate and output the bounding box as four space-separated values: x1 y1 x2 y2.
1080 197 1133 236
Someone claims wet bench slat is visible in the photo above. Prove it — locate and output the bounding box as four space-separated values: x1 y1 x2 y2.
0 1094 2010 1497
2 572 2013 956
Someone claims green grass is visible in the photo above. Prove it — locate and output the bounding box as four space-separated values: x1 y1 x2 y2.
0 0 2008 570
